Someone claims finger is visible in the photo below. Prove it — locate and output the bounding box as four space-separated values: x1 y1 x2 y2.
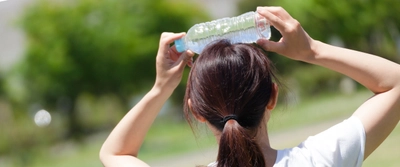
169 45 183 61
186 50 195 67
159 32 186 52
187 56 194 67
256 38 284 53
260 6 292 21
175 50 194 70
169 45 180 61
256 7 287 33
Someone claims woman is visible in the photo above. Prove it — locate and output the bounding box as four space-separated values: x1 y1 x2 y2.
100 6 400 167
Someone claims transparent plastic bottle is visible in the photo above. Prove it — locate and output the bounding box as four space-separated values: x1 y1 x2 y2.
175 11 271 54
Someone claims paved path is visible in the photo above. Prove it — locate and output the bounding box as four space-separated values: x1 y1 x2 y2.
148 118 347 167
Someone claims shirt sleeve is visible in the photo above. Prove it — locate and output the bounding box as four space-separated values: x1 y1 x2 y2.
300 116 366 167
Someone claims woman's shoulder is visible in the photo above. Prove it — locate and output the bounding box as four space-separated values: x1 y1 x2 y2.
274 116 365 167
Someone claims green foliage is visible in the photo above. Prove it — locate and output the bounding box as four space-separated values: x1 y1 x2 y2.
237 0 268 13
237 0 400 97
289 66 343 96
0 112 67 160
238 0 400 60
19 0 208 105
14 0 208 138
273 0 400 60
0 73 3 95
75 93 125 130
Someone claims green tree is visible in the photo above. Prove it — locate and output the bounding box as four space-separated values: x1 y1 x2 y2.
17 0 208 139
277 0 400 60
239 0 400 60
237 0 400 96
0 73 3 95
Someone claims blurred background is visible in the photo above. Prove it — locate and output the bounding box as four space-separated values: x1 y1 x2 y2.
0 0 399 166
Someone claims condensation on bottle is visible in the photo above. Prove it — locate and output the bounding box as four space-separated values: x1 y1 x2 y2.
175 11 271 54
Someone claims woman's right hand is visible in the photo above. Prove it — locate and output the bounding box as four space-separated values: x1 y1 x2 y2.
256 7 400 160
256 6 316 61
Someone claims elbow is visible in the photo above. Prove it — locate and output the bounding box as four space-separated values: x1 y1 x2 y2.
99 149 106 164
99 149 106 165
377 66 400 94
99 145 111 165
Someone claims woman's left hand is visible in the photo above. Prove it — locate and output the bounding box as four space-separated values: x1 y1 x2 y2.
154 32 194 91
100 32 194 167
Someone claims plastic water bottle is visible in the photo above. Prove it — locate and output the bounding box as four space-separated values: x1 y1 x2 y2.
175 11 271 54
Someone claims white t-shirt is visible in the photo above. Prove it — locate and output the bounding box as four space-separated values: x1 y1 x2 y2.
274 116 366 167
208 116 366 167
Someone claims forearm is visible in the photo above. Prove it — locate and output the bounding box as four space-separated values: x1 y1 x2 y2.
99 32 192 166
303 38 400 159
256 6 400 160
100 86 173 158
306 40 400 93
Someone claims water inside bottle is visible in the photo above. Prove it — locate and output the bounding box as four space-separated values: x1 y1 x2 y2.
186 27 261 53
183 12 270 54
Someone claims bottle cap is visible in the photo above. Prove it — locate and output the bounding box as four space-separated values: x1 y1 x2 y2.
174 38 186 53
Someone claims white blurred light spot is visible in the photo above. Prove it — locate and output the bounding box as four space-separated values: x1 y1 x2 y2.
34 109 52 127
0 0 8 2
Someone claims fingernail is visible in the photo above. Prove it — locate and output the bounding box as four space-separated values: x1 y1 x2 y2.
187 50 194 56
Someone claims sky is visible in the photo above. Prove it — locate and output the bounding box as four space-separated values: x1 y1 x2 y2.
0 0 30 71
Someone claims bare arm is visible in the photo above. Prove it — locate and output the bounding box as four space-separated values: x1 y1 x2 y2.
256 6 400 159
99 32 194 167
311 42 400 158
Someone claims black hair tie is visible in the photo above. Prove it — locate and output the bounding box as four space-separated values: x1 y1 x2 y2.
221 115 238 125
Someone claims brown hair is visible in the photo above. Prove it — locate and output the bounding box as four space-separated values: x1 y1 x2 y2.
184 40 279 167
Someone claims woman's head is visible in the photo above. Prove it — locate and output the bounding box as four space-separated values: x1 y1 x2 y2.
184 40 279 167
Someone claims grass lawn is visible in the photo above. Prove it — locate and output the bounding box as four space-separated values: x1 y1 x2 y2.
18 90 400 167
269 90 373 132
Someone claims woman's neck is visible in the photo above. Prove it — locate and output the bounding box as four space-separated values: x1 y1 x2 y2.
256 125 277 167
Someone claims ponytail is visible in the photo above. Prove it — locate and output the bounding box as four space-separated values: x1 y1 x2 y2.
183 41 279 167
216 119 265 167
